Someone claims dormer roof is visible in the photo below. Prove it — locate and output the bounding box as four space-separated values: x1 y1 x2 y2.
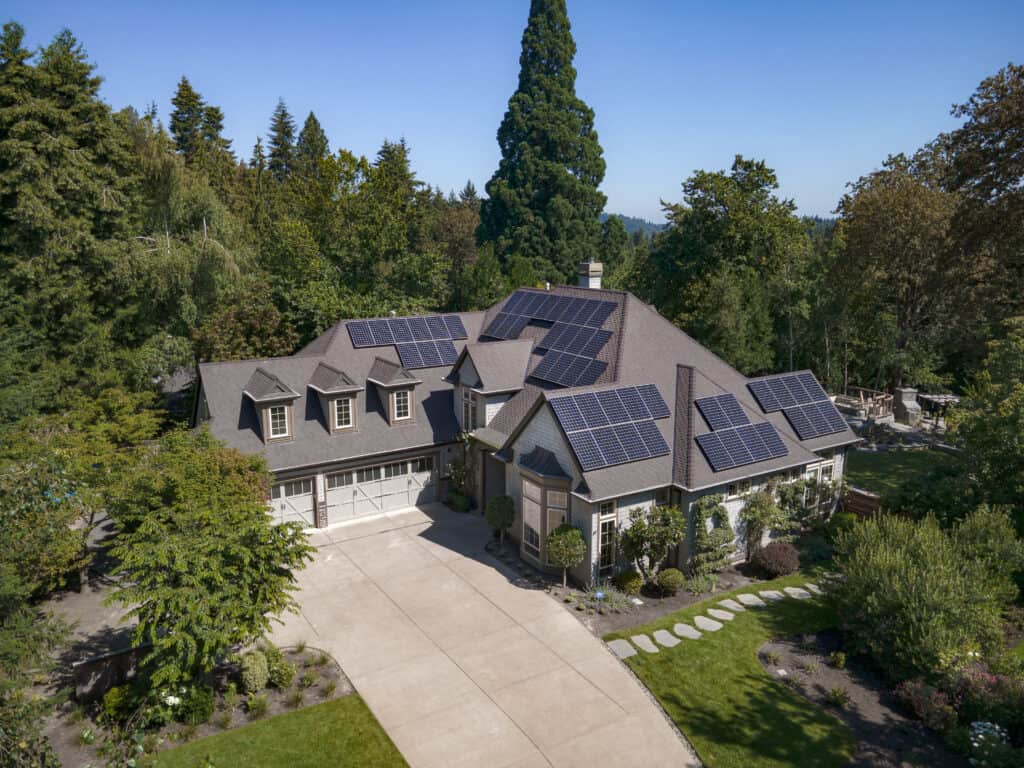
243 368 300 403
308 362 363 395
454 339 533 395
366 357 421 388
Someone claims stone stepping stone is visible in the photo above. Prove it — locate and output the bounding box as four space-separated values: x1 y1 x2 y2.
737 593 767 608
759 590 785 602
694 615 724 632
718 598 745 612
707 607 734 621
631 634 659 653
805 583 822 595
784 586 812 600
653 629 680 648
673 623 702 640
607 639 637 659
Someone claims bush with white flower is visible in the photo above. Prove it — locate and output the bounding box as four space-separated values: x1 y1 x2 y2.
967 721 1018 768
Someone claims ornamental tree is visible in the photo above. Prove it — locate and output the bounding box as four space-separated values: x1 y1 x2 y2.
690 494 735 577
620 505 686 583
546 524 585 587
739 490 789 560
107 428 313 686
484 495 515 546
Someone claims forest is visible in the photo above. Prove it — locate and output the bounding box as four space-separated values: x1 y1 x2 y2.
0 6 1023 764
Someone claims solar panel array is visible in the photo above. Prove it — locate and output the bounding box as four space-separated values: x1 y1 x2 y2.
695 422 789 472
538 323 612 357
782 401 848 440
695 394 750 431
482 290 616 340
396 340 458 369
346 315 467 369
347 315 468 349
549 385 671 471
747 372 828 413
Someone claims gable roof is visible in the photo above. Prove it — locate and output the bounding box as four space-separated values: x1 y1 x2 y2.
455 340 534 394
367 357 420 387
243 368 300 403
518 446 570 479
309 362 362 394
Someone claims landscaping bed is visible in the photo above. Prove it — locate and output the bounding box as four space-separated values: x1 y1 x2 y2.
604 572 856 768
47 643 353 767
758 630 965 768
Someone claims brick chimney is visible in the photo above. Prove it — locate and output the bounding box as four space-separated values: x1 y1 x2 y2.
578 260 603 289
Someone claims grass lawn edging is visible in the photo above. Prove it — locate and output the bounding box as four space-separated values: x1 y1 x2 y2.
149 695 406 768
604 571 856 768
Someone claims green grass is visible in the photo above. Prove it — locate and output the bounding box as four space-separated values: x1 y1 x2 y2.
845 448 956 496
605 572 855 768
1012 640 1024 661
151 695 406 768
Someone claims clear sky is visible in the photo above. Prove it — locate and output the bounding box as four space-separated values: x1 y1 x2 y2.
6 1 1023 221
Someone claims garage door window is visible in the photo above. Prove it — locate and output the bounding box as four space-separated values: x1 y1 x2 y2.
327 472 352 489
384 461 407 478
411 456 434 473
357 466 382 483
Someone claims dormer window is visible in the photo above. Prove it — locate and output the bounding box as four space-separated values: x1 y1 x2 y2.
394 390 411 421
334 397 354 430
269 404 290 439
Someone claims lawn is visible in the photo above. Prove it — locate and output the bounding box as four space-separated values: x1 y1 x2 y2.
151 695 406 768
845 447 956 496
605 572 856 768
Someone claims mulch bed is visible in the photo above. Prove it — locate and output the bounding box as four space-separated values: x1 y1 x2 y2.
46 645 354 768
758 630 966 768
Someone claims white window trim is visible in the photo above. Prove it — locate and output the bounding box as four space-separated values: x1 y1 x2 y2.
334 397 354 430
393 390 411 421
269 404 290 439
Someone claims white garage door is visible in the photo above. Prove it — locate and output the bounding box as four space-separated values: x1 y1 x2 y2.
325 457 436 523
270 479 314 527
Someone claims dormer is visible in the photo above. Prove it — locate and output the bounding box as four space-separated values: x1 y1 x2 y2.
308 362 364 434
243 368 300 444
367 357 422 427
449 340 532 430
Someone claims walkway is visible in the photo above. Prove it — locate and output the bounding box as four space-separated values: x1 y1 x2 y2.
271 505 697 768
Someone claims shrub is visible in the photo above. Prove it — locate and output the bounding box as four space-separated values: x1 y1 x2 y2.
294 639 307 654
948 666 1024 742
322 680 337 698
825 511 857 543
740 491 789 559
268 659 297 689
830 651 847 669
690 495 735 576
246 693 268 719
796 532 833 564
750 541 799 577
686 573 716 594
612 569 642 595
447 490 470 513
826 686 851 708
620 505 687 582
656 568 686 596
830 514 1005 681
764 650 782 666
300 670 317 689
547 524 586 587
240 650 269 693
101 685 135 723
315 651 330 667
895 678 958 732
965 722 1019 768
222 682 239 711
484 495 515 545
215 710 233 730
797 660 820 675
285 689 305 708
177 685 215 726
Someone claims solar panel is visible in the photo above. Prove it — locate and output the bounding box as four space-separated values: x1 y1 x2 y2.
368 319 394 346
695 394 751 431
618 387 651 421
443 315 468 340
573 392 609 428
436 339 458 365
748 372 829 413
592 425 627 465
389 317 414 343
614 422 649 461
567 430 604 471
596 390 629 424
635 419 670 455
395 343 423 369
576 359 607 386
419 340 443 367
550 396 588 432
695 422 789 472
423 315 447 341
638 385 670 419
347 321 374 348
782 400 847 440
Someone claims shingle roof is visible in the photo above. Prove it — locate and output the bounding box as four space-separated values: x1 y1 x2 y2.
518 446 569 479
366 357 419 387
308 362 361 394
243 368 300 403
459 340 533 394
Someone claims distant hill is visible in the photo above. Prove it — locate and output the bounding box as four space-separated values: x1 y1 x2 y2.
600 213 666 236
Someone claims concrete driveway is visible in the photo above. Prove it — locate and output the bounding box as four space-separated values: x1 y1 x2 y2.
271 504 697 768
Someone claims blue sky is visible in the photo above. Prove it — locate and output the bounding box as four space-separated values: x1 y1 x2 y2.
7 1 1022 220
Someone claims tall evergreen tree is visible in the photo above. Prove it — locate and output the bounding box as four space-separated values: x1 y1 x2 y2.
200 104 232 155
267 99 296 182
295 111 329 177
169 76 204 159
478 0 606 282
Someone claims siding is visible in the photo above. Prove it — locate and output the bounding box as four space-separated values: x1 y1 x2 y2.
484 394 511 426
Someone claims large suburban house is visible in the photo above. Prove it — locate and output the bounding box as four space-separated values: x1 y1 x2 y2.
193 261 859 584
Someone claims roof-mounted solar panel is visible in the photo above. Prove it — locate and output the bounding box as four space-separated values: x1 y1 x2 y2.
696 394 751 431
695 422 788 472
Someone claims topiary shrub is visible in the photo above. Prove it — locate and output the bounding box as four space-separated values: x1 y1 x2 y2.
547 524 586 587
750 541 800 577
484 495 515 545
612 569 642 595
690 495 735 576
656 567 686 596
177 685 215 726
240 650 269 693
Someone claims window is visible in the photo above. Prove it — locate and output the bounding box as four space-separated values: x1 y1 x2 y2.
357 466 382 483
598 501 617 572
655 487 670 506
547 490 567 510
269 405 289 438
394 390 411 421
411 456 434 474
461 387 478 429
279 478 312 497
522 479 542 558
334 397 353 429
327 471 352 489
523 521 541 557
384 461 407 479
271 484 283 500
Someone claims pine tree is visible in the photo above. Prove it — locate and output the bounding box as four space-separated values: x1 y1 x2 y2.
478 0 606 282
200 105 232 155
267 99 295 182
169 76 204 159
295 111 329 178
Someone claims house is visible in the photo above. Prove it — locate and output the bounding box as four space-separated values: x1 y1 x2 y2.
193 260 859 583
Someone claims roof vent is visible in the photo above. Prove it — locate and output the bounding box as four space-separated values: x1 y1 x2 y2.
578 260 603 290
